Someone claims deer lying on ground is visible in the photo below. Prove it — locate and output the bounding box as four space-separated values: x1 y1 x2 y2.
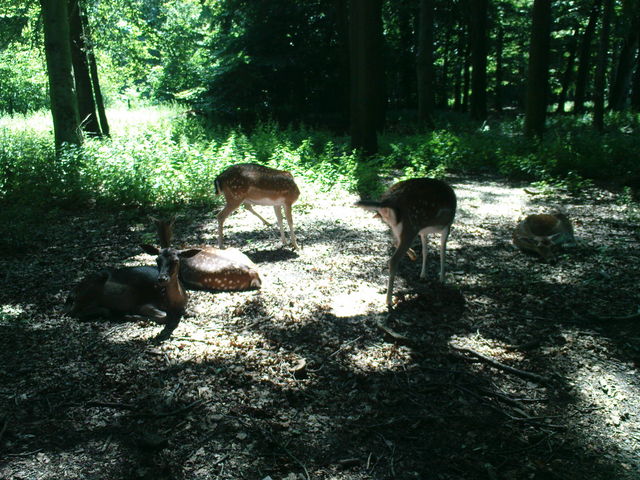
65 244 200 339
512 211 576 261
356 178 457 306
154 217 261 291
215 163 300 249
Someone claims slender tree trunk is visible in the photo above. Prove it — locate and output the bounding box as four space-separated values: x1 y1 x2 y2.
462 48 470 112
80 7 110 136
335 0 350 131
349 0 384 155
469 0 488 121
454 24 466 111
40 0 82 149
417 0 435 126
631 49 640 111
574 0 602 114
593 0 613 131
608 14 640 111
68 0 100 135
556 27 579 113
524 0 552 138
495 20 504 114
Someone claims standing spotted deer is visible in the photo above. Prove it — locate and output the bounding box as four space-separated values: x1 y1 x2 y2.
154 217 261 291
512 212 576 261
357 178 457 306
215 163 300 249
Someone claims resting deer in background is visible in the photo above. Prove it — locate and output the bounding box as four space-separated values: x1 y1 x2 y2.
512 211 576 261
215 163 300 249
65 244 200 339
356 178 457 306
154 217 261 291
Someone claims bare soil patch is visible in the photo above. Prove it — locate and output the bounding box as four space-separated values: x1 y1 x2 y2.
1 176 639 479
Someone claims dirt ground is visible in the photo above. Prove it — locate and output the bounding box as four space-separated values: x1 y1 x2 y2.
1 176 639 480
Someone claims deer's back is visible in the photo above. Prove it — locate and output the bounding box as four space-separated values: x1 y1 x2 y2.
381 178 457 229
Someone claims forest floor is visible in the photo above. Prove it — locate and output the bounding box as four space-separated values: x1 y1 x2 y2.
1 175 639 480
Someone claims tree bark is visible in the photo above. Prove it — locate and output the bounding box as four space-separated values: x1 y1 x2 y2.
574 0 602 114
68 0 100 135
417 0 435 127
495 19 504 113
593 0 613 131
469 0 488 121
40 0 82 149
349 0 384 155
608 11 640 111
81 8 110 136
524 0 552 138
631 49 640 111
555 27 579 113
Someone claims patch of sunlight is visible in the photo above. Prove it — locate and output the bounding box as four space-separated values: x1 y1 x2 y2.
331 284 385 318
455 180 529 222
0 110 51 133
346 339 412 373
449 332 525 362
0 304 25 323
565 342 640 456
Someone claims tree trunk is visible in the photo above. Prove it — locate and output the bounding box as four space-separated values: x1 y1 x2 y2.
574 0 602 114
631 49 640 111
593 0 613 131
417 0 435 126
608 13 640 111
68 0 100 135
524 0 552 138
469 0 488 121
495 20 504 114
555 27 579 113
81 7 110 136
349 0 384 156
40 0 82 149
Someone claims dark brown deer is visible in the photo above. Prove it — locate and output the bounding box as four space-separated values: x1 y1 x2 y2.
512 211 576 261
154 217 261 291
65 244 200 339
215 163 300 249
357 178 457 306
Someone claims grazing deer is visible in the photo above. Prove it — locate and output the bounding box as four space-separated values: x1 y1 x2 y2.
65 244 200 339
356 178 457 306
154 217 261 291
512 212 576 261
215 163 300 249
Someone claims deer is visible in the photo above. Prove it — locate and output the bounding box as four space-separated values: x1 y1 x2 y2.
214 163 300 249
64 244 200 339
153 217 262 291
356 178 457 306
512 211 576 261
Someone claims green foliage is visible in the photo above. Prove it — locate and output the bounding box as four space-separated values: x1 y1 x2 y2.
1 107 639 217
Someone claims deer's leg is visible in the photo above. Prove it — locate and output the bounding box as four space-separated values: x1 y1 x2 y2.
438 226 451 282
138 304 168 324
244 203 271 226
387 233 416 306
273 206 287 246
284 203 298 250
217 198 242 248
419 233 428 278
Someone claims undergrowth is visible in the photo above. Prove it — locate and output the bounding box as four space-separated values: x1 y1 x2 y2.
1 105 639 250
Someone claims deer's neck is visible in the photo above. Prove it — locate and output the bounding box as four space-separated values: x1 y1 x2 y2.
161 275 187 312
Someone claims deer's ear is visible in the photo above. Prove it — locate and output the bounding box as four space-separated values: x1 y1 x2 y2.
179 248 201 259
140 244 160 255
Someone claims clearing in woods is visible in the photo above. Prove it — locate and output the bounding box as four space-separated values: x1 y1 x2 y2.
1 176 639 479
